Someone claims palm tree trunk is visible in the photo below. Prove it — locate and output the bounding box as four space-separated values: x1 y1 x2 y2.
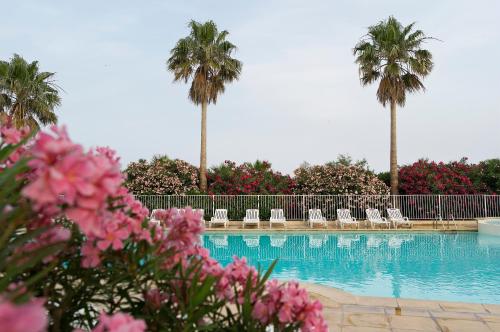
199 100 208 192
390 99 399 195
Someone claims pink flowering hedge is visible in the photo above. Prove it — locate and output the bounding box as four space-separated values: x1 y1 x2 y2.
207 160 295 195
0 118 327 332
398 158 490 195
293 163 389 195
124 155 199 195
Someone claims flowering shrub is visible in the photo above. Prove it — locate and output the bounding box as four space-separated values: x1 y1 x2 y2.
293 163 389 195
0 119 326 331
469 159 500 194
124 155 199 194
207 160 295 195
398 158 488 194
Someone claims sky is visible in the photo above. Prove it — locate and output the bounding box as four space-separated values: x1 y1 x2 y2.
1 0 499 174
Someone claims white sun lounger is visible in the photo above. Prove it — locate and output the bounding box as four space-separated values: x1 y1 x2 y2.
308 209 327 228
194 208 205 224
150 209 167 225
243 209 260 228
387 208 413 229
336 209 359 229
209 209 228 228
366 208 391 229
270 209 286 228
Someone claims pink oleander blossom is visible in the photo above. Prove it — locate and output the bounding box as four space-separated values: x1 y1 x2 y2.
81 242 101 268
96 220 130 251
22 126 123 238
252 280 327 331
92 312 146 332
0 298 47 332
217 256 258 304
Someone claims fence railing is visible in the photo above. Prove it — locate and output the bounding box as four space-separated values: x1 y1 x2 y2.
135 195 500 221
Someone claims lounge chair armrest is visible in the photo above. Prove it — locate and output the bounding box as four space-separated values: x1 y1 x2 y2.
382 217 388 222
403 217 409 221
352 217 357 222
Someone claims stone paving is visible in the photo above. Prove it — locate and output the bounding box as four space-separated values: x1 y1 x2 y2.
302 283 500 331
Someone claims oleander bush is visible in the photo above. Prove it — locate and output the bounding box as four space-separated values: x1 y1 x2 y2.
0 119 327 332
398 158 491 195
293 163 389 195
124 155 199 195
124 153 498 196
469 159 500 194
207 160 295 195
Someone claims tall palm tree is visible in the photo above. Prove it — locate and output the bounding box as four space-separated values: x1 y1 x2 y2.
167 20 242 192
353 17 434 194
0 54 61 129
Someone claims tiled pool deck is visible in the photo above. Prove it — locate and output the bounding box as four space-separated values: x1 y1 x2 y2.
302 283 500 331
204 220 478 232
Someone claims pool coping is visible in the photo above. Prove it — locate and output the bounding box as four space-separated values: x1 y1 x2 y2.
302 283 500 331
202 219 478 232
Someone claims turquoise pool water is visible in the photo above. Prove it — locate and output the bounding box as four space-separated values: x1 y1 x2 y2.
202 232 500 304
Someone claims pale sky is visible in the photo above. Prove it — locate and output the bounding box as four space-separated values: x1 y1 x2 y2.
2 0 499 173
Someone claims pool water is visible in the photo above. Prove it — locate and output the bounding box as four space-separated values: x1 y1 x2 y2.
202 232 500 304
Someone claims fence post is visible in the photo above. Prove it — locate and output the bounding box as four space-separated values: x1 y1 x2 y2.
257 195 260 212
438 195 442 220
212 196 215 216
302 195 305 221
168 195 170 209
484 195 488 218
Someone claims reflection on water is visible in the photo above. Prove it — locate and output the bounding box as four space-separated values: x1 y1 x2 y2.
202 232 500 303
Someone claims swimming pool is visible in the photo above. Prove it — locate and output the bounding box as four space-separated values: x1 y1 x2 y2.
202 232 500 304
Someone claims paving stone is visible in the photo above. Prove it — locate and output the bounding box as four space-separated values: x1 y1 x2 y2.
436 318 491 332
343 313 389 328
322 308 343 326
341 326 391 332
397 298 443 310
384 307 431 317
478 314 500 323
389 315 440 331
487 322 500 332
485 304 500 315
430 310 478 320
308 292 342 309
356 296 398 307
439 301 488 313
343 304 386 314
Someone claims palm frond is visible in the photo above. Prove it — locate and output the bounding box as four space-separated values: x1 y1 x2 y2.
0 54 60 129
167 20 242 106
353 16 434 108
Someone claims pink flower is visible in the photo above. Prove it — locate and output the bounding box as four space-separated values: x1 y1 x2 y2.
92 312 146 332
96 221 130 251
81 242 101 268
0 298 47 332
1 126 22 145
252 301 269 324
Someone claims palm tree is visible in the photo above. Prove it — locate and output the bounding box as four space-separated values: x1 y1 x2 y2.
353 17 434 194
167 20 242 192
0 54 61 129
